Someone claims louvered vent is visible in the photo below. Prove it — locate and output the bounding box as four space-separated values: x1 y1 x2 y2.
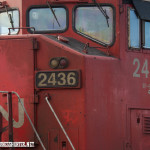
143 116 150 134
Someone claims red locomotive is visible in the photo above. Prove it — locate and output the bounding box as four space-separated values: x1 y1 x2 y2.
0 0 149 150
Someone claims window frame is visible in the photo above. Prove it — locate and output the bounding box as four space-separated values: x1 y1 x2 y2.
72 3 116 47
128 7 150 50
142 20 150 49
26 5 69 34
0 7 20 35
128 7 141 50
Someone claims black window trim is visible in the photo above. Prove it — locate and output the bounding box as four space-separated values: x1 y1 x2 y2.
0 7 20 35
72 3 116 47
26 5 69 34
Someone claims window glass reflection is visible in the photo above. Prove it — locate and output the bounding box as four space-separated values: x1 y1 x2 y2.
144 22 150 48
129 9 140 48
75 6 114 45
0 10 19 35
29 8 66 31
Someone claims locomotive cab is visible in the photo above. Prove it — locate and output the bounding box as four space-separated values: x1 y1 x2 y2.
0 0 150 150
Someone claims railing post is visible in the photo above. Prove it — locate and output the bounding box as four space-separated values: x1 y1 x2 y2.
0 91 46 150
7 92 14 150
0 112 2 141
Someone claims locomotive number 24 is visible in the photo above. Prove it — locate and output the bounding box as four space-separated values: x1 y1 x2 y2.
133 58 149 78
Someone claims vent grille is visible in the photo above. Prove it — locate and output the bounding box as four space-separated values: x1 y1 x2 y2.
143 116 150 134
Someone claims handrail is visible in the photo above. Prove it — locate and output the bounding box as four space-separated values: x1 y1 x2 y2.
8 27 35 35
45 96 76 150
0 91 46 150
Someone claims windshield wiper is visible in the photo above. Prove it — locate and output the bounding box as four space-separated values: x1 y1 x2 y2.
46 1 61 27
5 6 14 29
92 0 109 27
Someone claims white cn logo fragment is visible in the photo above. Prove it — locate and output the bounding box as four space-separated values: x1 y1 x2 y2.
143 0 150 2
0 99 24 128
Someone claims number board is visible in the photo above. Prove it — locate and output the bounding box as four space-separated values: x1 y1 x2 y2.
35 70 80 88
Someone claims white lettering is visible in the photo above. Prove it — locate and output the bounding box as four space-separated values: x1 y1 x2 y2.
133 58 150 78
0 99 24 128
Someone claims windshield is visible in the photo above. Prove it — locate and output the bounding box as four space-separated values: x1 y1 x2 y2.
0 9 19 35
28 7 67 32
74 5 114 45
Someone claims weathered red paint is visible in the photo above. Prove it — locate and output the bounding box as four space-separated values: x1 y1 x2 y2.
0 0 149 150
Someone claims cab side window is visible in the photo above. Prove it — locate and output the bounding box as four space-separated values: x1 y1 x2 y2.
74 5 115 46
144 22 150 48
27 6 67 33
128 9 140 48
128 8 150 49
0 9 19 35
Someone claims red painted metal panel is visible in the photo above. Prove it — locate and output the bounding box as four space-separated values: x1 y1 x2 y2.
85 56 123 150
2 0 150 150
0 38 35 146
48 128 78 150
48 129 59 150
33 35 85 150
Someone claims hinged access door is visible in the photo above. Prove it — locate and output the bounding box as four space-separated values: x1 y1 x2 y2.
130 109 150 150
